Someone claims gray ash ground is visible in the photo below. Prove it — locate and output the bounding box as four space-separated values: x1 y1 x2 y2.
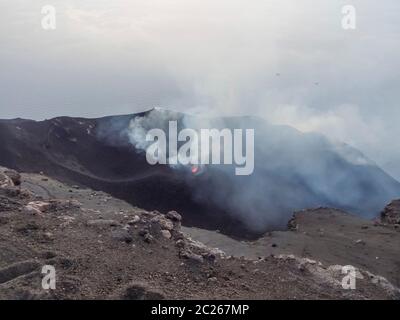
0 167 399 299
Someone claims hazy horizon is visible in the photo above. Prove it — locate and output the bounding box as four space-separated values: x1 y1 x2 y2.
1 1 399 179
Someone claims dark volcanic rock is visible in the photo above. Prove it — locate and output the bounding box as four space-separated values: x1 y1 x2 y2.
4 170 21 186
120 282 165 300
287 215 298 231
166 210 182 222
111 229 133 243
381 199 400 225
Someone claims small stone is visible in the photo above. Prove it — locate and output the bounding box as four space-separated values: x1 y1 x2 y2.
128 215 140 225
174 232 185 240
4 170 21 186
380 200 400 225
144 233 153 243
151 216 173 231
175 239 185 248
208 277 218 283
202 253 216 263
287 216 298 231
27 201 51 213
355 239 365 245
183 252 204 264
68 200 82 208
138 229 149 237
298 263 306 272
161 230 172 239
23 205 42 215
111 230 133 243
43 232 53 239
166 211 182 222
304 258 317 265
241 284 250 291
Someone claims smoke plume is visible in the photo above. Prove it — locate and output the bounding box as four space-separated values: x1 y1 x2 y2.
116 108 400 232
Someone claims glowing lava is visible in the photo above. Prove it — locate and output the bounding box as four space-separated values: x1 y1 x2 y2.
191 166 199 174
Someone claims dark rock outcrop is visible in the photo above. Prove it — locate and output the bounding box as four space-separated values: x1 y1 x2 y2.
381 199 400 225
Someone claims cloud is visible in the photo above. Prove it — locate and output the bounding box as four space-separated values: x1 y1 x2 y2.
0 1 399 178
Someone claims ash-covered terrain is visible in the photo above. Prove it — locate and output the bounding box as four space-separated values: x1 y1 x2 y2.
0 167 399 299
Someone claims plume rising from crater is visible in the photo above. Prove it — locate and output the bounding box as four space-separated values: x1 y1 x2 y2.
0 109 399 237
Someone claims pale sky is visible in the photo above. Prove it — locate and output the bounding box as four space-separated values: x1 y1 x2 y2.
0 0 399 178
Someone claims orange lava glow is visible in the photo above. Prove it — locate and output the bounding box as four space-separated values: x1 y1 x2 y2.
191 166 199 174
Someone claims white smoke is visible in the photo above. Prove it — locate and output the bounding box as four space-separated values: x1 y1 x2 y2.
117 108 400 233
126 108 180 151
1 1 399 180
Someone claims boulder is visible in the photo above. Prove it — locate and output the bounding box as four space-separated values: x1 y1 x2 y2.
181 250 204 263
111 229 133 243
23 201 51 215
128 215 140 225
150 216 173 231
22 205 42 215
4 170 21 186
144 233 153 243
161 230 172 239
381 199 400 225
175 239 185 249
0 173 13 188
120 282 165 300
166 211 182 222
287 215 298 231
27 201 51 213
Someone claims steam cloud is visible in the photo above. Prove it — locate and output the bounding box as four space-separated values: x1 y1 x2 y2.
1 1 400 180
115 109 400 232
